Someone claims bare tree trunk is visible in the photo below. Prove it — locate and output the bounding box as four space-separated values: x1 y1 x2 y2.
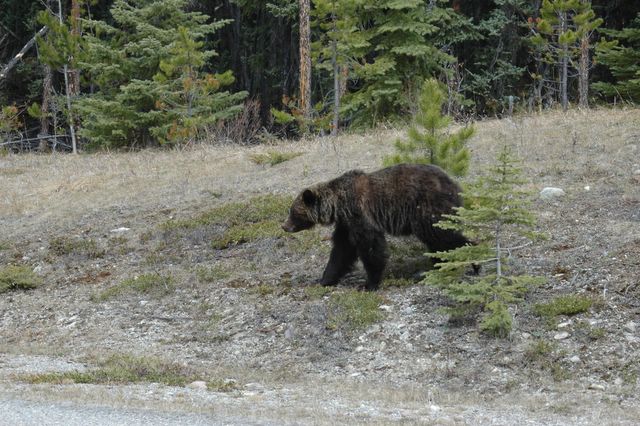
0 26 48 80
331 39 340 136
578 34 589 109
560 11 568 112
57 0 78 153
68 0 81 96
39 64 53 152
298 0 312 124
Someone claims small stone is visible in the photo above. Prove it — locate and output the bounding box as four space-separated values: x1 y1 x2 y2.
557 321 571 329
284 326 295 340
379 305 392 312
623 321 636 333
110 227 130 233
244 382 264 392
589 383 605 391
188 381 208 390
430 405 442 412
355 345 365 353
554 331 570 340
540 187 566 200
614 378 624 386
584 185 591 191
569 355 581 363
521 332 531 339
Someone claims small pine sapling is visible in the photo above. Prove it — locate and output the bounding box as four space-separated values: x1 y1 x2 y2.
384 79 474 177
423 146 545 337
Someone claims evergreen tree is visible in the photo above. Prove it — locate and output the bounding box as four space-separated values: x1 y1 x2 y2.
530 0 602 110
383 79 473 177
423 146 545 337
337 0 456 127
462 0 533 114
75 0 245 148
593 13 640 103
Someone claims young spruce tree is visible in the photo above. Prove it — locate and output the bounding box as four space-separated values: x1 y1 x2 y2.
423 146 545 337
383 79 474 177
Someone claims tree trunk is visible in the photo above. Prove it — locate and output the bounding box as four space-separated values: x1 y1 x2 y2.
39 64 53 152
57 0 77 153
560 11 568 112
578 34 589 109
67 0 81 96
298 0 311 122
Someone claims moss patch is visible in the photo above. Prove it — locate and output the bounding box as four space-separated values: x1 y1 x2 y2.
0 265 42 293
162 194 292 249
23 354 196 387
49 236 104 259
249 151 303 166
327 290 385 331
533 294 593 318
94 273 174 301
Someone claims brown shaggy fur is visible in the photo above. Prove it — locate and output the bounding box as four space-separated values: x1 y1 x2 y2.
282 164 471 290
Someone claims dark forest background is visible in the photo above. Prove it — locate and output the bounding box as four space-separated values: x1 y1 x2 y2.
1 0 639 150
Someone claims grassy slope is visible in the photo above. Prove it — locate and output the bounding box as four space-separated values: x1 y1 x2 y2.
0 108 639 423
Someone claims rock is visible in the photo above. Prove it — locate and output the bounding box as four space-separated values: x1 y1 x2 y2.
557 321 571 329
188 381 208 390
284 325 295 340
583 185 591 191
244 382 264 392
110 227 130 233
588 383 605 391
569 355 581 363
614 377 624 386
554 331 570 340
540 187 566 200
623 321 636 333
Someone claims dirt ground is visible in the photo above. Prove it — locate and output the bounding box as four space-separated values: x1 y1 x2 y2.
1 108 639 424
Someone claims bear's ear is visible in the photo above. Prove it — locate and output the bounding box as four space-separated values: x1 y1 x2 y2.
302 189 317 206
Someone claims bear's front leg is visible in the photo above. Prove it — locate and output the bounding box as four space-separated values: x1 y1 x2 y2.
356 232 388 291
320 225 358 286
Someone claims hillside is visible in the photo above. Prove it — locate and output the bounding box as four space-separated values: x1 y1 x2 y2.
1 109 639 424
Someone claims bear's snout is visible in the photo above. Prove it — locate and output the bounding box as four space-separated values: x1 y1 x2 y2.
282 220 296 233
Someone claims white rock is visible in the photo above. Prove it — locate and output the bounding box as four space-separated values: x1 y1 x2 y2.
188 381 208 390
554 331 570 340
589 383 605 391
623 321 636 333
614 377 624 386
355 345 365 353
584 185 591 191
379 305 392 312
557 321 571 329
569 355 581 363
110 227 130 233
540 187 566 200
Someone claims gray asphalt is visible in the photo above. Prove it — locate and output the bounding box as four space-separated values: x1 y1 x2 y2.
0 398 271 426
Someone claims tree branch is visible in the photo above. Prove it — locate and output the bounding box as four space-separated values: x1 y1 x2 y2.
0 26 49 80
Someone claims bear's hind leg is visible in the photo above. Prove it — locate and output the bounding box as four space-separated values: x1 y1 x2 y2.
321 225 358 286
357 232 388 291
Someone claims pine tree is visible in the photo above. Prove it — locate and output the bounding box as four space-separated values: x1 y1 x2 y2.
383 79 473 177
423 146 545 337
337 0 455 127
593 13 640 103
75 0 246 148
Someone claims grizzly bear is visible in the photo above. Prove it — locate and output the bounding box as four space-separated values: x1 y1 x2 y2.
282 163 472 290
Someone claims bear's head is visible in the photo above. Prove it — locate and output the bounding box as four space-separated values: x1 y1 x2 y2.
282 188 333 232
